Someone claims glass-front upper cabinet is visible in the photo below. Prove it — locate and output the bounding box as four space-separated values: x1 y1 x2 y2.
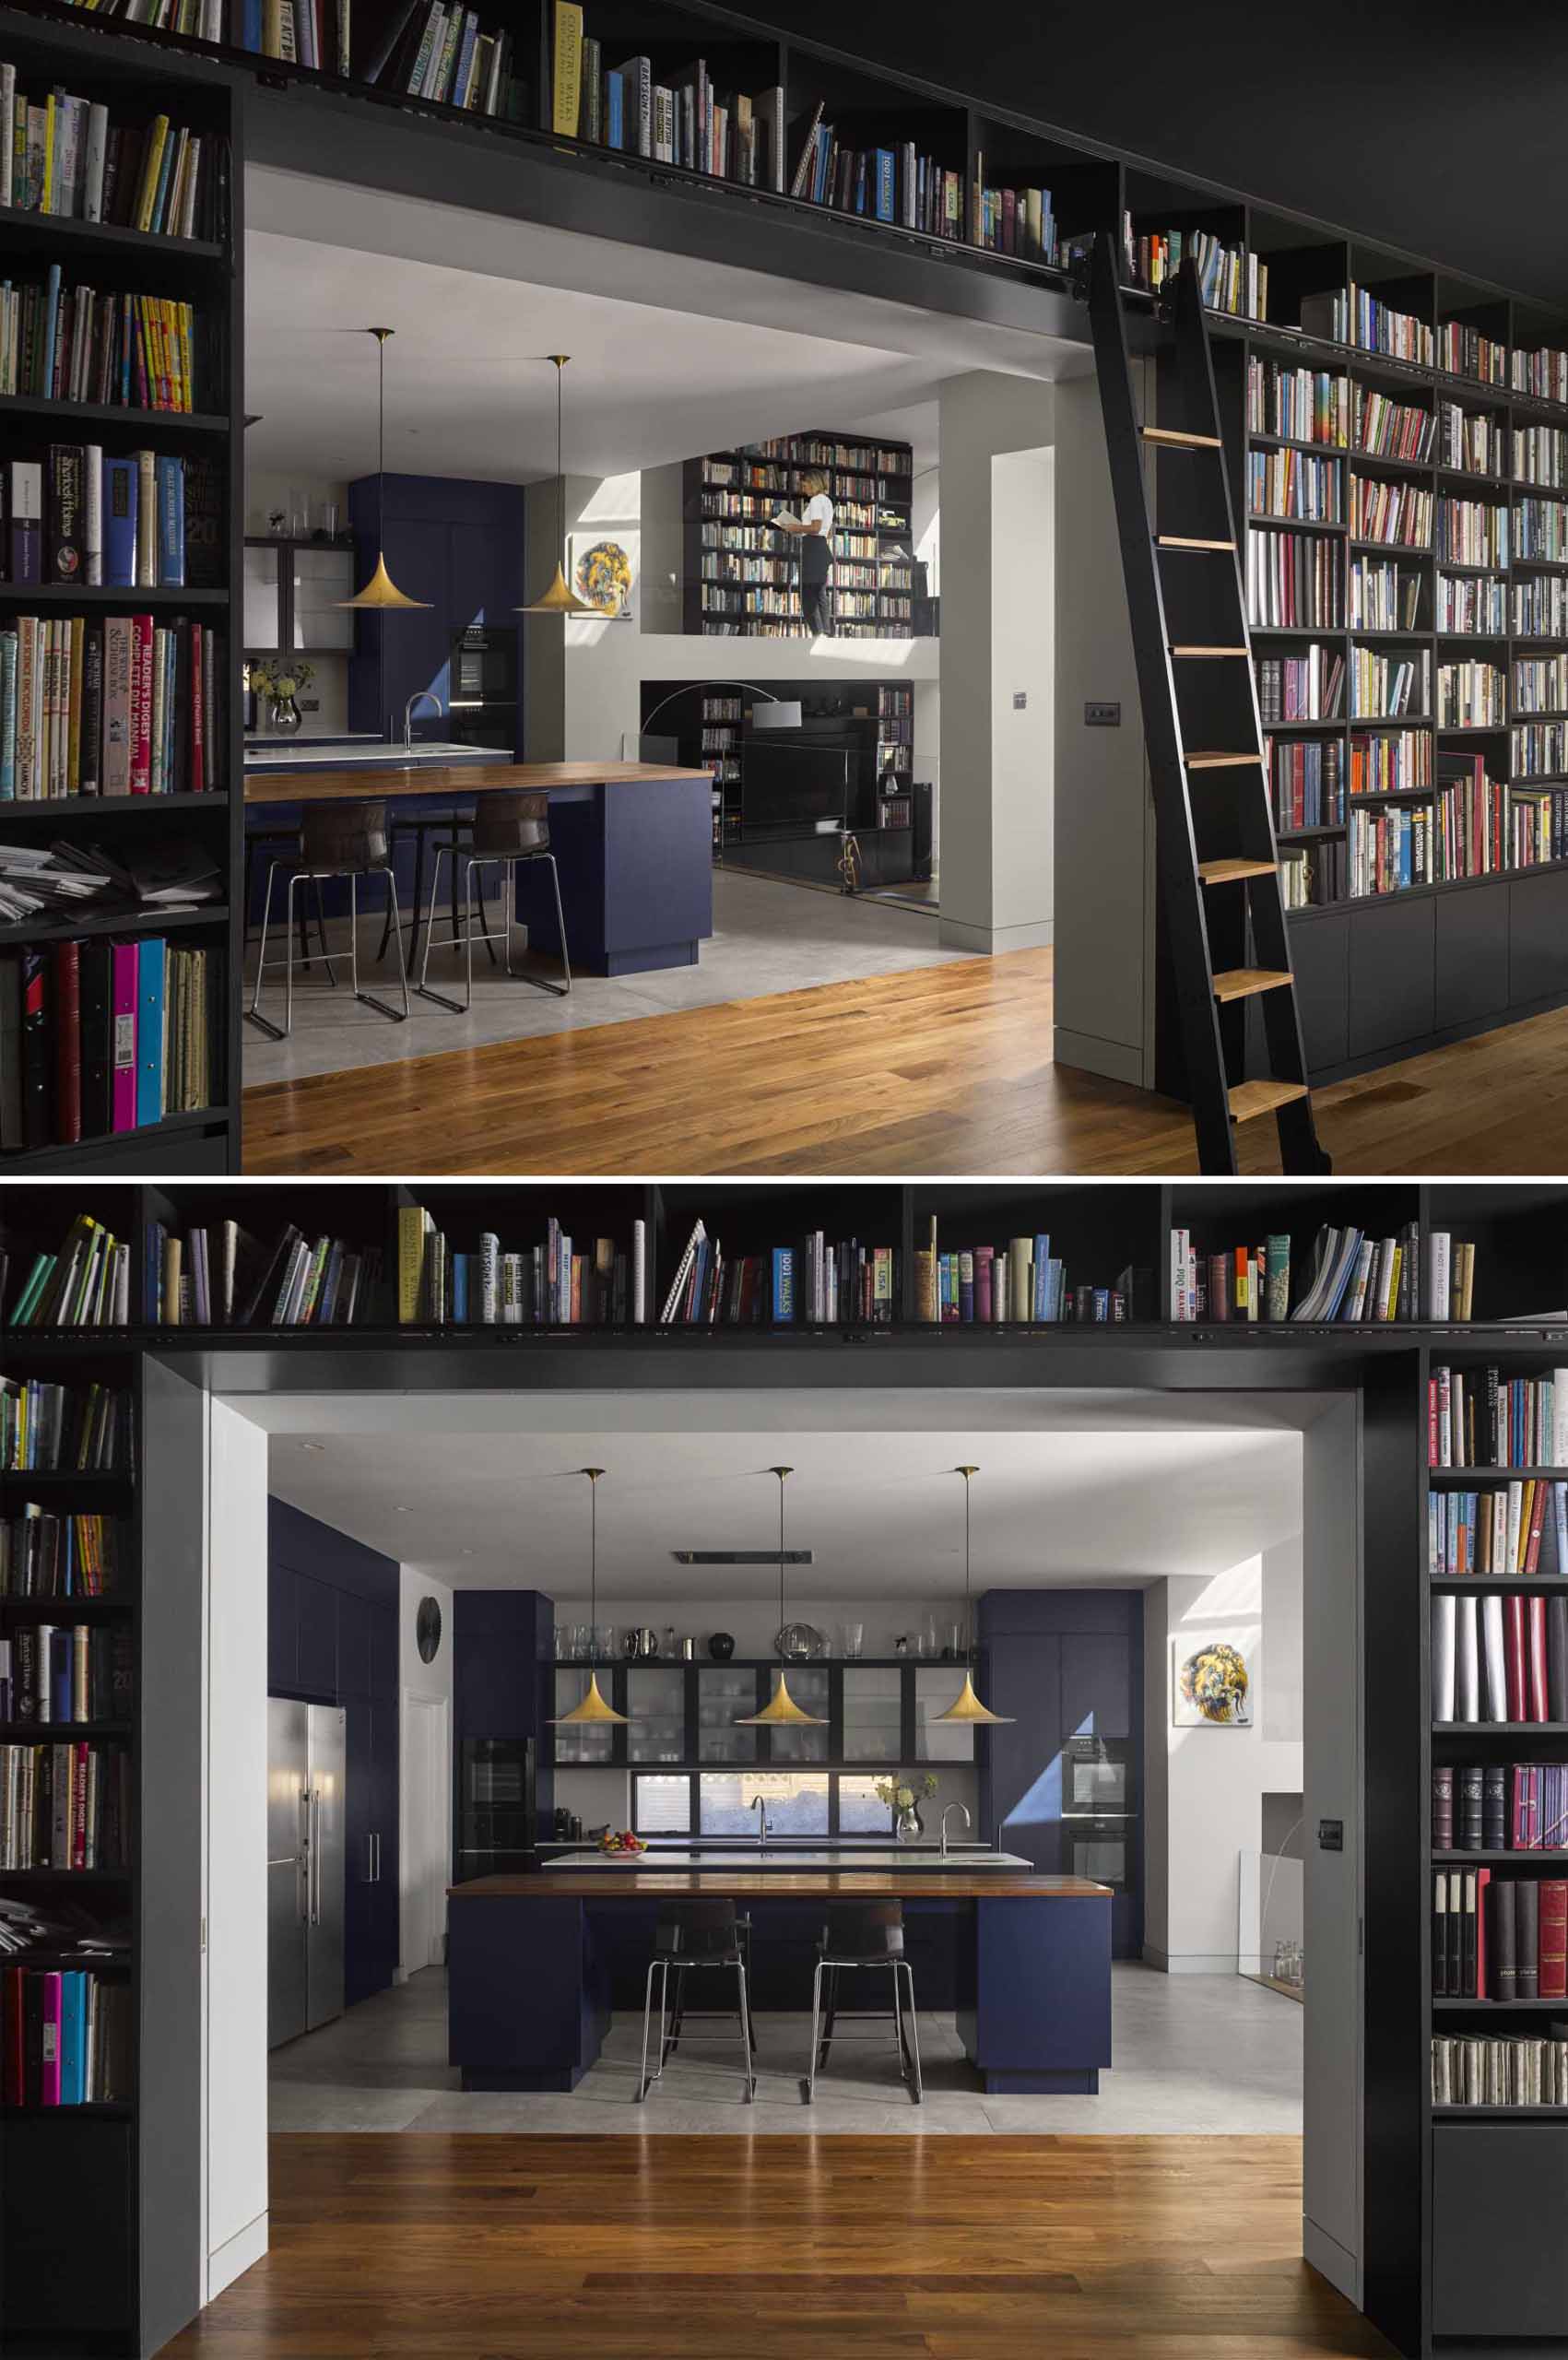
242 544 281 652
698 1667 758 1763
627 1668 685 1764
552 1670 615 1764
767 1666 829 1764
914 1666 976 1763
842 1668 901 1761
293 547 356 652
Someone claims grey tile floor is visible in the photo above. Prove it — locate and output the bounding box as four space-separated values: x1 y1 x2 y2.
268 1962 1303 2138
242 867 969 1089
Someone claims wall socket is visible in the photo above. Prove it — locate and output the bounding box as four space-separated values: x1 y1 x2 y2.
1012 690 1028 710
1084 701 1121 726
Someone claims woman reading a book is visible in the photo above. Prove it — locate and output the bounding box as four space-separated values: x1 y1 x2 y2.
775 470 835 634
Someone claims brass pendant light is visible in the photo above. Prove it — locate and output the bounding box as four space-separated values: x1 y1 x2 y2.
548 1469 627 1726
518 355 599 616
935 1466 1014 1724
737 1467 827 1726
336 329 432 610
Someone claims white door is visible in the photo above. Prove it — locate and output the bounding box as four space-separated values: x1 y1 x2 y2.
400 1693 449 1976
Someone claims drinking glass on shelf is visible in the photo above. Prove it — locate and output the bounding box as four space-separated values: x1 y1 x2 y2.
944 1621 963 1660
553 1625 567 1659
922 1613 940 1659
593 1622 614 1659
319 498 339 542
289 488 310 537
842 1622 865 1659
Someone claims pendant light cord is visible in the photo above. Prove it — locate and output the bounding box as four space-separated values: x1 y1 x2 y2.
557 360 565 568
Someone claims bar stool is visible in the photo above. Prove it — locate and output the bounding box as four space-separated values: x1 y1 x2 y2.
246 799 410 1042
805 1902 922 2105
417 791 570 1012
636 1900 756 2104
661 1913 756 2064
375 809 498 976
243 827 330 966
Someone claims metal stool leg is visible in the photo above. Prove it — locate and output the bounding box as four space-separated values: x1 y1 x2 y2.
665 1964 687 2061
804 1957 823 2104
637 1958 666 2103
735 1959 756 2102
504 852 571 997
349 868 409 1024
900 1961 922 2103
308 877 336 982
417 844 478 1015
244 859 287 1040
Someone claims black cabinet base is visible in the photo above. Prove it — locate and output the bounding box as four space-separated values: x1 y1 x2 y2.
461 2067 589 2093
984 2068 1100 2094
1306 979 1568 1087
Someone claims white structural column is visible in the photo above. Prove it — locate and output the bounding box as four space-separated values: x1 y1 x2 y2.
937 372 1057 955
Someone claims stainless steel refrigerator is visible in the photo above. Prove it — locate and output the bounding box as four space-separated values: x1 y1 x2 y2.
267 1699 347 2048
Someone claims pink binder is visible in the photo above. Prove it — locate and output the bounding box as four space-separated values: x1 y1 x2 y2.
111 940 139 1132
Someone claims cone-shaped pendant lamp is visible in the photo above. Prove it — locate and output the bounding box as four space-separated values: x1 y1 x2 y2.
548 1469 627 1726
737 1468 827 1726
935 1466 1014 1724
336 330 432 610
518 356 599 616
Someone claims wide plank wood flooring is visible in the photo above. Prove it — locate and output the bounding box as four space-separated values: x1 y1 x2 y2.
241 944 1568 1175
163 2133 1395 2358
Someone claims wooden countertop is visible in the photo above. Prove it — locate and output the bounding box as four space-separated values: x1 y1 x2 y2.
449 1870 1112 1901
244 760 713 806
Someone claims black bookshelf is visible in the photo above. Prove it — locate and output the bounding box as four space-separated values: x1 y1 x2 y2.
681 426 914 640
0 6 244 1177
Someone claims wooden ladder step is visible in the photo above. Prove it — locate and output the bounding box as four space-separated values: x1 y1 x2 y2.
1186 750 1261 770
1198 857 1277 886
1212 966 1293 1004
1157 535 1236 551
1228 1078 1310 1125
1171 645 1249 657
1142 426 1223 450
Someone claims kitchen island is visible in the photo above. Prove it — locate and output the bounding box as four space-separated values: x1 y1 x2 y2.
448 1860 1113 2097
243 757 714 978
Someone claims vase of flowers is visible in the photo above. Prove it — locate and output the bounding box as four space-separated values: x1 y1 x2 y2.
874 1772 937 1842
249 660 314 735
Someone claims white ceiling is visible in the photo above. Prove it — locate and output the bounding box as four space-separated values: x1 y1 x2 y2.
248 1386 1314 1599
243 166 1080 483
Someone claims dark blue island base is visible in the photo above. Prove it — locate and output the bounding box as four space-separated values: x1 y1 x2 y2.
447 1873 1112 2098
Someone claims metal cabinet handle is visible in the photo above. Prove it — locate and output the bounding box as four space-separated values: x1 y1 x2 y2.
373 1832 382 1883
310 1791 322 1925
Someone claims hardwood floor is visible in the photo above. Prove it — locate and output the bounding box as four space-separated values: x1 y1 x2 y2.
241 943 1568 1175
163 2133 1394 2357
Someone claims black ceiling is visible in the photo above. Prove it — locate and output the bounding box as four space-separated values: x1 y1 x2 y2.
762 0 1568 310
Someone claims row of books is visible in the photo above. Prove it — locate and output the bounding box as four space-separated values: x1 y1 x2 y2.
0 1966 132 2106
1279 840 1345 907
0 938 220 1156
553 6 784 192
1300 288 1433 367
1353 388 1433 465
1512 788 1568 868
0 1740 128 1868
1435 1481 1568 1576
1433 1761 1568 1852
1350 477 1432 549
1437 572 1503 634
154 1218 383 1328
1348 645 1428 717
1430 761 1507 883
1440 322 1507 388
0 1509 119 1598
1432 2033 1568 2108
0 1377 126 1472
1 616 226 801
660 1231 897 1327
972 178 1059 266
4 444 219 593
1245 359 1350 448
1256 649 1343 724
911 1223 1147 1325
0 1622 131 1721
0 69 225 240
1515 348 1568 405
790 112 964 245
1513 425 1568 491
1515 655 1568 711
1168 1221 1426 1325
1517 496 1568 562
365 0 522 115
1439 402 1504 478
1432 1592 1568 1726
401 1206 647 1328
1352 554 1424 633
1245 529 1343 631
1430 1368 1568 1470
1268 735 1343 832
1432 1871 1566 2001
59 0 352 79
6 1211 133 1327
1437 660 1504 729
1123 223 1265 320
1349 727 1431 797
1247 449 1341 525
1350 802 1430 895
2 275 209 419
1435 497 1508 570
1515 721 1568 775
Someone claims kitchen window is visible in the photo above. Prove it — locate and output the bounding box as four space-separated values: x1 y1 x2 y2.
630 1771 903 1838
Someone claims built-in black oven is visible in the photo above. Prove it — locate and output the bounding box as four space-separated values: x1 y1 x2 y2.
456 1737 536 1876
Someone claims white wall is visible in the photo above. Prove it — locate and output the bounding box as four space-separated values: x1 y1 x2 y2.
398 1567 453 1978
1141 1540 1305 1973
937 372 1055 954
991 445 1054 932
203 1402 269 2304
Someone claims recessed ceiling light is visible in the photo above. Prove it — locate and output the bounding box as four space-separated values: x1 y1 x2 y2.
300 1442 325 1454
393 1506 409 1515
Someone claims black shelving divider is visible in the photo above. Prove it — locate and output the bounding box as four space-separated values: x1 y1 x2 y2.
0 6 243 1176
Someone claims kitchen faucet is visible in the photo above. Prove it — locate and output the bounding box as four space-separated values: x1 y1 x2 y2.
402 688 443 747
749 1795 771 1852
940 1801 972 1859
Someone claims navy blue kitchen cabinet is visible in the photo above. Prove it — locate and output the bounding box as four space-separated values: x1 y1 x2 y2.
270 1500 403 2005
453 1589 554 1826
347 475 525 753
977 1590 1143 1958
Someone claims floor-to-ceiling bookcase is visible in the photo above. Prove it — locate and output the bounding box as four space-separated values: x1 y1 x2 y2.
0 7 244 1176
5 1178 1567 2353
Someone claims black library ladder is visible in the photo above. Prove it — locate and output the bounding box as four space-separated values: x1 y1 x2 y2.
1086 230 1330 1177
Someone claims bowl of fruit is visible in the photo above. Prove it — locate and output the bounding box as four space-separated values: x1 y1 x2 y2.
599 1828 646 1855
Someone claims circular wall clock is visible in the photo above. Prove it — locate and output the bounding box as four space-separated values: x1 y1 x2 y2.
416 1596 442 1665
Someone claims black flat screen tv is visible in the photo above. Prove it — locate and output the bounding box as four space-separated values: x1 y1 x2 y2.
740 742 852 831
